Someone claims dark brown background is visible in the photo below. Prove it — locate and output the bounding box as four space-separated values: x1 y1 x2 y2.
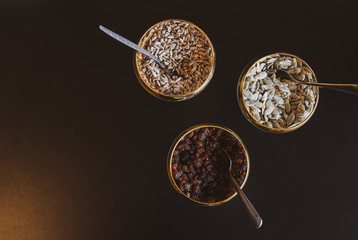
1 0 358 239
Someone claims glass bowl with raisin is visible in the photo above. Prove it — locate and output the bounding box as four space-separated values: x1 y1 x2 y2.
167 124 250 206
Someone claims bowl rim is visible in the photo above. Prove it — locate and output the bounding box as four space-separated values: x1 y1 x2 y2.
237 52 320 133
133 19 216 102
167 123 250 206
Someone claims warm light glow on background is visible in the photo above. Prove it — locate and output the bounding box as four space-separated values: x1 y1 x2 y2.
0 165 55 240
0 139 87 240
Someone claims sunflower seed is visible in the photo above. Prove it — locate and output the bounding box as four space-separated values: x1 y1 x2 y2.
138 20 213 96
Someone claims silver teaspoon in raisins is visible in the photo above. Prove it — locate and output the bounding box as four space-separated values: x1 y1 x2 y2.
221 148 263 229
99 25 178 77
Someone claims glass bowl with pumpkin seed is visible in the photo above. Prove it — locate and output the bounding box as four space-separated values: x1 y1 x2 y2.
134 19 216 101
237 52 319 133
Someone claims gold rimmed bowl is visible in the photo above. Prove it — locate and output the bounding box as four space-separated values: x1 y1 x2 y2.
167 124 250 206
134 19 216 101
237 52 319 133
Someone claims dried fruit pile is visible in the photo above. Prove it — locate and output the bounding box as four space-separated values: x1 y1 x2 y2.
171 127 247 203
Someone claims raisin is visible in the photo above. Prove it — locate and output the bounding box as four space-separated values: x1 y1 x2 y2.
171 127 247 203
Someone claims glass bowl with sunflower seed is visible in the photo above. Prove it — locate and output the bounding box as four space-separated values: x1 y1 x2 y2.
133 19 216 101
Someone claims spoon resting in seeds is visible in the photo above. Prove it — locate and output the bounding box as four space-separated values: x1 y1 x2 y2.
221 148 263 229
99 25 179 77
267 69 358 95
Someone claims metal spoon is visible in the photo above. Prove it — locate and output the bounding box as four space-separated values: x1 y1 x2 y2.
221 148 263 229
99 25 177 77
269 69 358 95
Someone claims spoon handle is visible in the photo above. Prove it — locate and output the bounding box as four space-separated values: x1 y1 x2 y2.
229 175 263 229
278 69 358 95
99 25 173 76
302 82 358 95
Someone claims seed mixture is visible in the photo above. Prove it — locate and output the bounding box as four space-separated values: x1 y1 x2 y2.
242 55 317 129
137 20 213 96
171 127 248 203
